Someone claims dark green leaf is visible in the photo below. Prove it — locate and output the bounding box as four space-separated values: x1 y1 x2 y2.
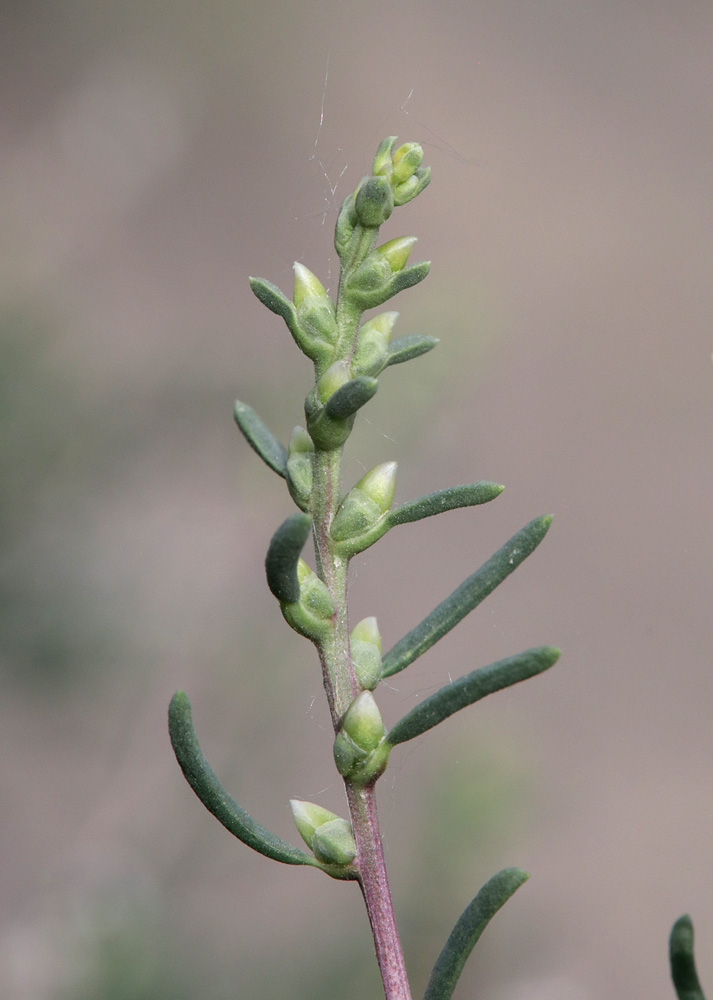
168 691 318 868
388 482 503 528
387 646 560 746
324 376 379 419
265 512 311 603
249 276 296 325
234 401 288 477
671 915 708 1000
386 260 431 298
382 515 553 678
385 334 439 367
423 868 529 1000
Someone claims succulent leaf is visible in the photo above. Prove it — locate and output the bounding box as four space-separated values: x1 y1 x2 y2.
169 691 317 867
386 646 560 747
233 401 288 477
265 512 312 604
670 915 708 1000
423 868 530 1000
385 333 439 367
382 515 554 677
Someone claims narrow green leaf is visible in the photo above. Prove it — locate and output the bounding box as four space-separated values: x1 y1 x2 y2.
671 915 708 1000
385 333 439 367
388 260 431 296
387 646 560 746
324 376 379 419
265 512 312 603
382 515 553 678
234 401 288 477
423 868 529 1000
388 482 504 528
168 691 319 868
249 276 296 325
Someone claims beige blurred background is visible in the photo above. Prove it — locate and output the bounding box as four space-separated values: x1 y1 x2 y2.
2 2 712 998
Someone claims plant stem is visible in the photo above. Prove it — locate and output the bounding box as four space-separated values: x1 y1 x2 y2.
347 782 412 1000
311 437 411 999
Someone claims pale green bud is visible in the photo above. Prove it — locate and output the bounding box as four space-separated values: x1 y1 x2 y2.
293 262 328 306
347 239 415 298
290 799 339 848
333 729 369 777
351 615 382 651
280 558 335 641
392 142 424 184
333 702 391 783
351 311 398 377
295 559 335 619
375 236 417 272
290 801 356 867
342 691 385 752
355 176 394 228
350 640 381 690
316 360 350 404
393 166 431 207
350 616 383 691
347 254 393 295
330 489 382 542
335 192 358 257
372 136 397 178
329 462 397 542
330 463 396 542
355 462 397 513
311 818 356 866
286 426 314 510
293 263 337 345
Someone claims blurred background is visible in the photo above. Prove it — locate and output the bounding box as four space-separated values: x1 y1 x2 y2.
2 2 712 998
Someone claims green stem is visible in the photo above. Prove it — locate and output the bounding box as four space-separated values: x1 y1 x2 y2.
311 446 356 726
310 279 411 997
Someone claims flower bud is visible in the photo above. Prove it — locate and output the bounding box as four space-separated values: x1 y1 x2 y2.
296 559 335 619
355 462 397 513
334 192 358 257
330 463 396 543
350 617 383 691
333 729 368 777
293 262 328 306
286 425 314 510
290 801 356 867
372 136 396 178
351 311 398 377
290 799 339 848
311 818 356 866
342 691 385 752
316 360 350 404
351 615 382 652
355 176 394 228
392 142 424 184
333 695 391 783
375 236 417 272
393 166 431 207
293 263 337 345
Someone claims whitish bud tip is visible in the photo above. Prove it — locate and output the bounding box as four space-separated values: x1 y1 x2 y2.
293 262 327 305
356 462 397 513
376 236 418 272
316 360 350 403
351 616 382 651
290 799 339 848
